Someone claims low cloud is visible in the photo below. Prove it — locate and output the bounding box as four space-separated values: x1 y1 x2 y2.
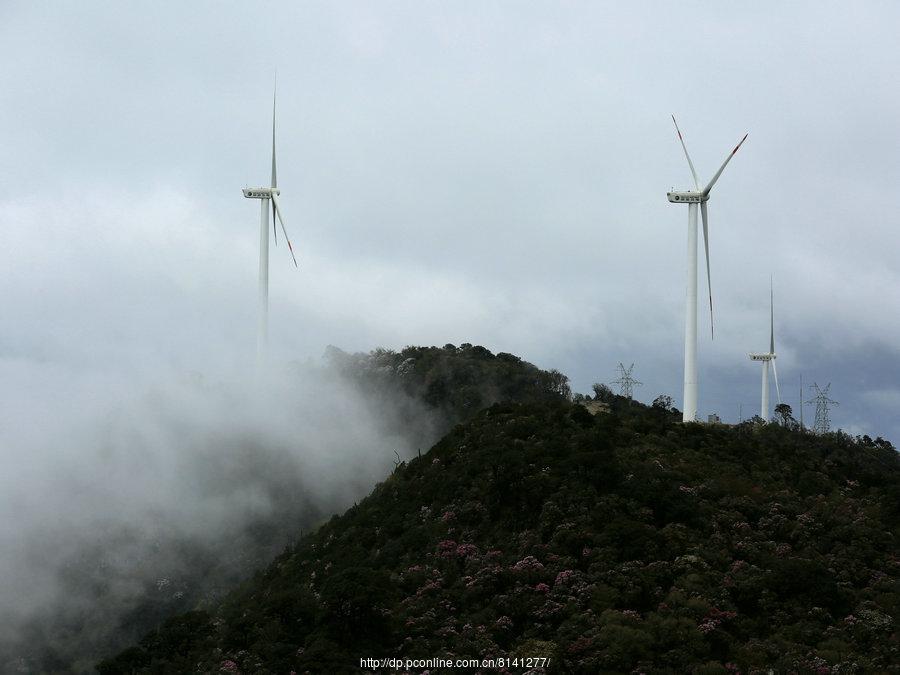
0 356 441 669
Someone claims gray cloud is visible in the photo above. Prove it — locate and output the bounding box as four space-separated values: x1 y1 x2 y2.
2 2 897 426
0 360 442 665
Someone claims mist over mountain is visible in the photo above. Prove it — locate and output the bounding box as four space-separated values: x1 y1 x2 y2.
0 344 568 673
1 354 423 672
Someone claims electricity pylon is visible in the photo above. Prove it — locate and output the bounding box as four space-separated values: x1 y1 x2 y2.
611 362 642 400
806 382 838 434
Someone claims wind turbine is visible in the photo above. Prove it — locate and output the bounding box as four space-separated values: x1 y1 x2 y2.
667 117 748 422
242 83 298 365
749 280 781 420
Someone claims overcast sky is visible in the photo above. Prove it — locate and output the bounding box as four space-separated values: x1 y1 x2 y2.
2 1 900 439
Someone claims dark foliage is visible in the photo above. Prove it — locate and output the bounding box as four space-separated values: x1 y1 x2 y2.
101 392 899 674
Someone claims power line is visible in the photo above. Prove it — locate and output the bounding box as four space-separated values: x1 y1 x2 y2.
611 362 642 400
806 382 838 434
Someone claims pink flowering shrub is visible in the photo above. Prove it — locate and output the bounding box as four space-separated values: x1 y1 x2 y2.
437 540 457 558
554 569 576 586
534 582 550 593
707 607 737 621
416 578 443 596
455 543 478 558
729 560 748 573
464 564 503 590
698 619 719 634
219 660 239 672
699 607 737 633
534 600 564 618
511 555 544 573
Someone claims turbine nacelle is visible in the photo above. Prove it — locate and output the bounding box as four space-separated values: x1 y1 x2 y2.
667 191 706 204
243 187 281 200
749 353 776 361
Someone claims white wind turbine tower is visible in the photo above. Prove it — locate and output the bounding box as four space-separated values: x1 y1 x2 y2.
749 280 781 420
243 84 298 366
667 117 748 422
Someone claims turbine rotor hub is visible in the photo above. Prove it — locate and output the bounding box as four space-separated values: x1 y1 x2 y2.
242 187 280 199
667 191 706 203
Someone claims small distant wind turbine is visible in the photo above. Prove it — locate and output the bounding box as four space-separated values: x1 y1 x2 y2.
749 280 781 420
668 116 748 422
242 81 298 365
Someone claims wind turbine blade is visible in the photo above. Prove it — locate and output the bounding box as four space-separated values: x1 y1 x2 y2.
270 74 278 245
772 359 782 405
271 193 298 267
271 76 277 189
671 115 699 190
703 132 748 196
272 199 278 246
770 277 775 354
700 200 713 338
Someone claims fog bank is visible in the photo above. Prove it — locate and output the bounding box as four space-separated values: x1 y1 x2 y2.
0 356 441 671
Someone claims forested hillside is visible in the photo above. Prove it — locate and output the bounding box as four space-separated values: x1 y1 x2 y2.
100 393 899 673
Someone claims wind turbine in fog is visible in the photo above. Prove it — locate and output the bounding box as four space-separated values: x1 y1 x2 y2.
667 116 748 422
749 280 781 420
243 83 298 365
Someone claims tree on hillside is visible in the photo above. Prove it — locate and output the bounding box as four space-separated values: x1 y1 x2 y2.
592 383 615 403
544 369 572 399
652 394 675 412
774 403 795 427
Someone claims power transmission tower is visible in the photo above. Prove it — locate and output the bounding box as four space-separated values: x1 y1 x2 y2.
806 382 838 434
611 362 642 400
